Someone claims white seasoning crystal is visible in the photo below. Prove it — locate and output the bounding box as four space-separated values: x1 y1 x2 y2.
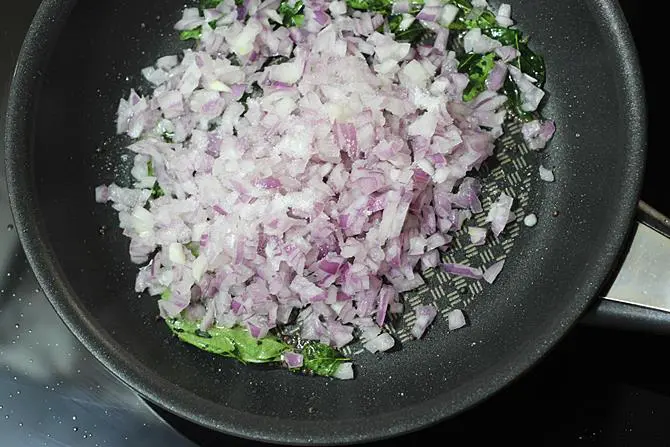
524 213 538 227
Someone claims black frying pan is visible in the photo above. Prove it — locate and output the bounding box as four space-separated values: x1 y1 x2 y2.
4 0 647 444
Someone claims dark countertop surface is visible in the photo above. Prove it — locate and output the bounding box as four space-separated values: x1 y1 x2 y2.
1 1 668 446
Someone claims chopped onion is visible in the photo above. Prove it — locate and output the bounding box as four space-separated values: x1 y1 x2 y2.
468 226 487 246
496 4 513 27
411 304 437 339
486 61 507 91
416 6 441 22
463 28 502 54
283 352 304 369
333 362 354 380
495 45 519 62
364 332 395 353
420 250 440 270
508 65 545 112
539 165 555 182
398 13 416 31
447 309 467 330
485 192 514 237
392 0 410 14
442 263 483 279
95 185 109 203
438 4 460 26
522 119 556 150
98 0 550 365
168 242 186 265
329 1 347 15
483 260 504 284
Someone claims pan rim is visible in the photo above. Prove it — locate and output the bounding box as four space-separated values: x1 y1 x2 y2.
3 0 646 444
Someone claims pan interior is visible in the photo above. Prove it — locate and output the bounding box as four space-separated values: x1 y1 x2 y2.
5 0 644 443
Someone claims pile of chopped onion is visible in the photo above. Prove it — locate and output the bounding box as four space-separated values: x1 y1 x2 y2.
96 0 554 359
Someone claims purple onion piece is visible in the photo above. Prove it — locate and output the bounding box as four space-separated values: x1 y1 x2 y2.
441 263 483 279
416 6 441 22
283 352 304 369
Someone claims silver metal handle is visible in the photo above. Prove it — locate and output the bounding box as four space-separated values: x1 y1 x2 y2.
602 201 670 312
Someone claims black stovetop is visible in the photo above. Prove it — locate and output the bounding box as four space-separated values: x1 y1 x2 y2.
1 1 667 446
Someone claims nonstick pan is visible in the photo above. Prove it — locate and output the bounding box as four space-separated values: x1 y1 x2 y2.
3 0 654 444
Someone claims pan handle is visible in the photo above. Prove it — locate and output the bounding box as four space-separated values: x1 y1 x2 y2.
581 201 670 333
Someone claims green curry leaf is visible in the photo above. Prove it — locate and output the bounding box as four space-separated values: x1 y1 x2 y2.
162 131 175 143
147 160 155 177
500 74 535 122
387 15 431 45
166 318 237 356
223 326 289 363
278 0 305 27
166 318 287 362
164 318 349 377
185 242 200 257
179 0 222 42
150 182 165 200
445 2 547 116
179 28 202 41
301 341 350 377
516 41 545 87
201 0 222 8
239 81 263 114
345 0 393 14
481 27 545 87
459 52 496 102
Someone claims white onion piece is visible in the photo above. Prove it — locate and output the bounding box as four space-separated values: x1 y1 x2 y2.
539 165 555 182
496 3 513 27
438 4 460 26
522 119 556 150
168 242 186 265
508 65 545 112
364 332 395 353
329 1 347 16
447 309 467 330
191 256 208 282
497 3 512 17
175 8 203 31
463 28 502 54
485 192 514 237
468 226 487 246
229 20 262 56
411 304 438 339
392 0 410 14
333 362 354 380
420 250 440 270
398 13 416 31
495 45 519 63
483 260 505 284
